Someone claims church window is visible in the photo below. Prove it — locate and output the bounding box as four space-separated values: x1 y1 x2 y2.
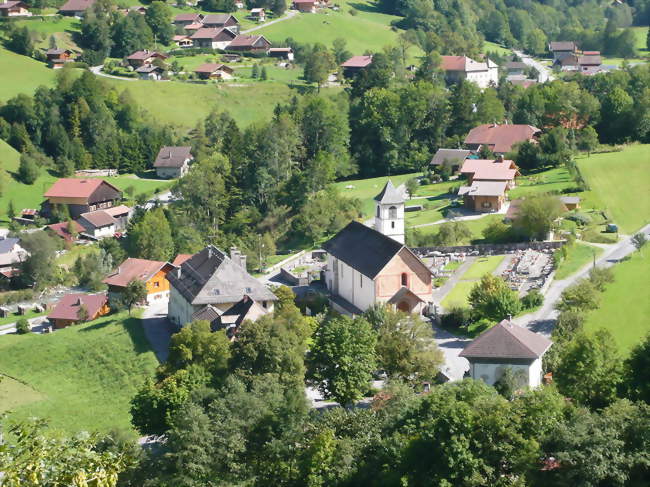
391 221 395 229
360 274 363 288
401 273 408 287
376 206 380 218
389 206 397 218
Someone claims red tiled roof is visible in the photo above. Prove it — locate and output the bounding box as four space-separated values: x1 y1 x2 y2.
47 293 107 322
464 124 540 154
44 178 120 199
440 55 491 72
102 258 168 288
172 254 193 266
47 221 84 241
460 158 519 181
341 55 373 68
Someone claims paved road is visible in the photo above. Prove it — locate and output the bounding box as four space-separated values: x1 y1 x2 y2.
241 10 297 33
513 50 554 83
513 224 650 335
0 316 49 336
89 65 138 81
140 299 175 362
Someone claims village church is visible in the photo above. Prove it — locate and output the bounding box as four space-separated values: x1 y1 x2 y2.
323 181 433 315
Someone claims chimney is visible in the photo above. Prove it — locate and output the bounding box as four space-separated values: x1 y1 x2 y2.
76 298 83 306
168 150 172 159
497 154 504 163
177 267 182 279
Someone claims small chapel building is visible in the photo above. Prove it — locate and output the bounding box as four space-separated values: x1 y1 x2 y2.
322 181 432 315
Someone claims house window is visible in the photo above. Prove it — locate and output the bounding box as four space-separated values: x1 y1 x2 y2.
482 201 492 208
401 273 408 287
389 206 397 218
153 281 160 288
262 301 267 308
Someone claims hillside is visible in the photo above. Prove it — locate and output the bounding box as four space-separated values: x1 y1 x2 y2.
576 144 650 234
0 47 56 101
0 311 158 435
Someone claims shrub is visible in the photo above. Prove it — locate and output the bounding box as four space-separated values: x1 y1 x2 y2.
521 289 543 309
16 318 30 334
440 305 473 330
566 213 592 226
349 8 358 15
0 290 35 306
588 266 615 292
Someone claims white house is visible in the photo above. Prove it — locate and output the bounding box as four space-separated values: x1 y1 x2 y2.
0 237 28 268
166 246 277 332
153 146 194 179
374 180 405 244
459 320 552 389
440 56 499 89
77 210 117 239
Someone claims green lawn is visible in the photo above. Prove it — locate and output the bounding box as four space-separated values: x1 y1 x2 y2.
441 255 505 308
0 311 158 435
461 255 505 280
56 243 99 268
16 16 80 51
483 41 511 56
0 47 56 101
554 241 603 280
261 0 412 56
102 77 298 129
584 251 649 354
576 144 650 233
509 167 577 199
0 309 47 327
441 280 475 309
110 175 174 197
631 26 649 52
0 375 44 413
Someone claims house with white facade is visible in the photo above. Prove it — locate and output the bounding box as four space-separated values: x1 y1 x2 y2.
167 246 277 332
440 55 499 89
153 146 194 179
459 320 552 389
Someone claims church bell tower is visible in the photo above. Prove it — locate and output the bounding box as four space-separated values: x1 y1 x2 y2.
374 180 405 244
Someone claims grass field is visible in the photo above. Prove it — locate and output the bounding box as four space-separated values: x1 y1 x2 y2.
483 41 511 56
0 310 158 435
16 16 80 50
441 255 505 308
508 167 577 199
584 251 649 354
631 26 649 52
0 375 44 413
0 47 56 101
334 172 419 216
261 0 410 56
554 241 603 280
102 77 299 129
576 145 650 234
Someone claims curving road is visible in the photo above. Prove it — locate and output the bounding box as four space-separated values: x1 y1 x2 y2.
513 49 554 83
241 10 298 33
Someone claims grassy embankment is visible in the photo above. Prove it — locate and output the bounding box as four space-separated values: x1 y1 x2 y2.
583 250 649 355
0 310 158 435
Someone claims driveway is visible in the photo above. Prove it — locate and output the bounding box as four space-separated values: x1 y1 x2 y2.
89 65 137 81
513 225 650 334
513 50 554 83
432 324 470 381
241 10 297 33
140 299 175 363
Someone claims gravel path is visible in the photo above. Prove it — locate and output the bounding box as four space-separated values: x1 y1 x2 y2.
241 10 298 33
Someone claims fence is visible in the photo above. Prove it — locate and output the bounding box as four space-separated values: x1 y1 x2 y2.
413 240 564 257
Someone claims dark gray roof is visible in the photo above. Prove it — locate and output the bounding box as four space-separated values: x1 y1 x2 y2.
0 237 20 254
431 148 471 166
460 320 552 360
167 246 277 305
549 41 576 52
323 221 403 279
191 304 220 324
374 180 405 204
504 61 527 70
203 13 238 25
154 146 193 168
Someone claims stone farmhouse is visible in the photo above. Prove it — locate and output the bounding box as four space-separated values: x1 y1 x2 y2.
103 258 175 305
0 1 31 17
153 146 194 179
458 157 519 212
440 55 499 89
460 319 552 388
167 246 277 331
464 123 541 155
42 178 122 219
